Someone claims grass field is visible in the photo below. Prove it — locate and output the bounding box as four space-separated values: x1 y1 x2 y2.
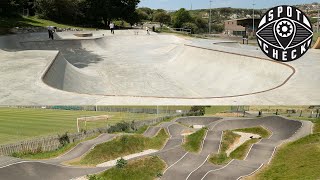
205 106 231 115
0 107 166 145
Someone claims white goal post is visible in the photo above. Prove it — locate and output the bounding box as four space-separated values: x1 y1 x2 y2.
77 115 112 132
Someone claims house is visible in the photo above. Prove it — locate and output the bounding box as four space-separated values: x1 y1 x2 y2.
224 18 261 36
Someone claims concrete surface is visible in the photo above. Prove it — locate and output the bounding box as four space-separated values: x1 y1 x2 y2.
0 116 312 180
0 30 319 105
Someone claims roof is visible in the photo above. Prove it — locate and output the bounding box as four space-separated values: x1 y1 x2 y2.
225 17 261 22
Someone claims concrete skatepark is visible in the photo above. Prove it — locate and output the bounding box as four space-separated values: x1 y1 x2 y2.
0 30 319 105
0 116 313 180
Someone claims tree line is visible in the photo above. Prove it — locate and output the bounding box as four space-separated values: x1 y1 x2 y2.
0 0 140 27
1 0 261 34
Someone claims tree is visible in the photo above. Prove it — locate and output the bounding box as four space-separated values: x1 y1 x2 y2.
153 11 171 27
125 10 141 26
136 8 149 21
182 22 198 34
0 0 29 17
35 0 82 23
173 8 192 28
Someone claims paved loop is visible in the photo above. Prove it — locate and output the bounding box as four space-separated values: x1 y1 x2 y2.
0 116 312 180
0 162 106 180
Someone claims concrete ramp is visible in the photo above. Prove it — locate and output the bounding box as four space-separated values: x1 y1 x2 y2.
163 46 295 98
36 37 295 98
313 37 320 49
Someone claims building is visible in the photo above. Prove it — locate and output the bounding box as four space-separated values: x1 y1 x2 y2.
224 18 261 36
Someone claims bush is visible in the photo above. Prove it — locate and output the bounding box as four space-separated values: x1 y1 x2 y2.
116 157 128 168
58 132 70 147
182 22 198 34
108 121 135 133
156 172 163 177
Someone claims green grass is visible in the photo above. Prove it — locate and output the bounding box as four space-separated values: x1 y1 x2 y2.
0 107 166 145
135 125 149 134
205 106 231 115
11 134 99 159
183 128 207 153
230 138 259 160
209 153 231 165
95 156 166 180
74 129 169 166
233 126 271 139
0 16 94 35
209 130 240 165
220 130 241 152
252 133 320 180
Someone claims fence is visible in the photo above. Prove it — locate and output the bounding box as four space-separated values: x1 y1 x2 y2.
170 28 192 34
12 106 190 115
0 111 200 156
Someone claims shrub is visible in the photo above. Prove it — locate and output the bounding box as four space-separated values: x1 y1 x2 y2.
116 158 128 168
156 172 163 177
182 22 198 34
108 121 135 133
58 132 70 147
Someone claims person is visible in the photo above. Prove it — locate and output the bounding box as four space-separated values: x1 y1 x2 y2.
47 26 56 40
109 22 115 34
146 27 150 35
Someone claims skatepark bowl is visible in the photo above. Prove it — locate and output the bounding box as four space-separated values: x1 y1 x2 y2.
0 30 319 105
0 116 312 180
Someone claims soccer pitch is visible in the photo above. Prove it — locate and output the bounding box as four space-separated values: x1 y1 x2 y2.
0 107 167 145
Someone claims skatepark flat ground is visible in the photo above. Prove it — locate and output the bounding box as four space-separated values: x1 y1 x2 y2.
0 116 313 180
0 30 319 105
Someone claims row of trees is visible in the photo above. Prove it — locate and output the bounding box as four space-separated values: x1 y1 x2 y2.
1 1 232 33
137 8 224 34
1 0 140 27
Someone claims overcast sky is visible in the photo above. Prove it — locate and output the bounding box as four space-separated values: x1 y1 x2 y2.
138 0 318 10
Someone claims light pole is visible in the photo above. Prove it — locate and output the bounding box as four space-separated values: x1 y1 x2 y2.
209 0 212 34
252 0 256 35
317 5 320 33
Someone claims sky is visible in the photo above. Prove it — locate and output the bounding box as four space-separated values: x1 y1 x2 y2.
138 0 319 10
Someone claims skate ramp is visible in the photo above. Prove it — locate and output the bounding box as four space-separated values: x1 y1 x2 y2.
313 37 320 49
0 32 296 99
40 37 294 98
42 52 107 94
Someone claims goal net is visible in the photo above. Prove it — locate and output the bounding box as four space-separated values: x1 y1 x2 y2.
77 115 112 132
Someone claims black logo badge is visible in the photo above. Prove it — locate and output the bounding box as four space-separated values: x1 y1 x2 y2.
256 5 313 61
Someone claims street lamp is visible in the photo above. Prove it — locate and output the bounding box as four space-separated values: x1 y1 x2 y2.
209 0 212 34
252 0 256 35
317 5 320 33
